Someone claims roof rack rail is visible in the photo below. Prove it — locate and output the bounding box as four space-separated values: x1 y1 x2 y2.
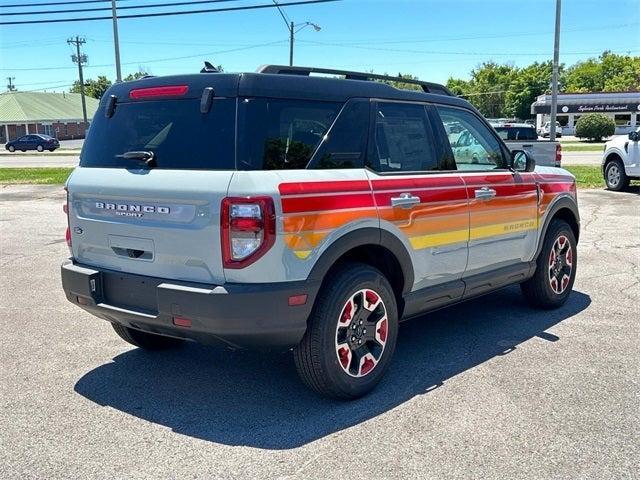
256 65 454 96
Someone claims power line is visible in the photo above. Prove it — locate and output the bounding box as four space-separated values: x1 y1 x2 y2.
0 0 133 7
0 0 339 25
297 39 639 57
0 0 244 16
0 39 288 70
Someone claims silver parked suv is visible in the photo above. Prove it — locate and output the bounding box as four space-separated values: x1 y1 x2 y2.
62 66 580 399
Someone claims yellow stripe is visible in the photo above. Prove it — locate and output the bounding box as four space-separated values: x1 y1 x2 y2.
470 218 538 240
409 229 469 250
294 250 312 259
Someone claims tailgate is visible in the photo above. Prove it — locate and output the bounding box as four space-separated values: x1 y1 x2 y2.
68 168 233 284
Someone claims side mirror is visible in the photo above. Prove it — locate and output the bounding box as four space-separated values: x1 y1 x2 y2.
629 131 639 142
510 150 535 172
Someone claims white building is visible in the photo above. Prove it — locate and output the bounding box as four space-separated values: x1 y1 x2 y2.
531 91 640 135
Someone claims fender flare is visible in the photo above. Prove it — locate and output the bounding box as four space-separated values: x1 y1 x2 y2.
307 228 415 295
535 196 580 258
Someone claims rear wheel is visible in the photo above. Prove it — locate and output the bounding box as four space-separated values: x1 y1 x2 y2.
605 159 629 191
8 145 15 152
111 323 184 350
294 263 398 399
521 219 576 309
36 145 44 152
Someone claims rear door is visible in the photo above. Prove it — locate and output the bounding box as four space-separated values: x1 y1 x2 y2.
67 84 237 284
366 100 468 292
434 106 539 277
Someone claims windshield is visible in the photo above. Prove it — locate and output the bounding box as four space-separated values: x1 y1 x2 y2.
80 98 236 170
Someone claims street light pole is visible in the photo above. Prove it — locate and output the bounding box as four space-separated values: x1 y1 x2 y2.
289 20 294 66
111 0 122 82
550 0 561 142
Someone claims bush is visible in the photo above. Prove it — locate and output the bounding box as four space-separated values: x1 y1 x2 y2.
574 113 616 141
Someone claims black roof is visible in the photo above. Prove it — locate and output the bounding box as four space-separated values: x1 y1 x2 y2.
103 65 472 111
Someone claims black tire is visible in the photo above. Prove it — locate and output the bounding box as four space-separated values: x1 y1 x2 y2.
111 323 184 350
293 262 398 399
604 159 629 192
36 145 44 152
8 145 15 152
521 219 577 309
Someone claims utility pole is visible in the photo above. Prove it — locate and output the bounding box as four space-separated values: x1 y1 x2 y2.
549 0 561 142
111 0 122 82
68 36 88 125
6 77 16 91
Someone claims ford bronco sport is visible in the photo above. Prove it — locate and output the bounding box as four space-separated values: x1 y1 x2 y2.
61 65 580 399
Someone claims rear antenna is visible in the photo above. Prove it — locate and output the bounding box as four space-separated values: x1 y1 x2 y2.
200 61 219 73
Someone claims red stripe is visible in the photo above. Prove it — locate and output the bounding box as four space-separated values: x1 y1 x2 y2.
371 176 464 190
374 188 468 206
462 174 520 187
541 182 574 194
480 184 538 197
279 180 371 196
282 193 374 213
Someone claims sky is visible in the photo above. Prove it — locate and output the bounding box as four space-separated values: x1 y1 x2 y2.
0 0 639 92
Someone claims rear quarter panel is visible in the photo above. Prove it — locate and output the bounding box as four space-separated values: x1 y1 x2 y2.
224 169 380 284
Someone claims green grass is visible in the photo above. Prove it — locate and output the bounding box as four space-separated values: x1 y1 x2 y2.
0 167 74 185
0 165 620 190
561 144 605 152
563 165 604 189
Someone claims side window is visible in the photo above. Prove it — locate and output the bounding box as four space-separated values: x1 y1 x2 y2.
238 98 341 170
436 106 507 170
309 99 369 169
368 102 437 173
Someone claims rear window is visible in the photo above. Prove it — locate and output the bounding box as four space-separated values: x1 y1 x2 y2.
237 98 342 170
80 98 236 169
495 126 537 141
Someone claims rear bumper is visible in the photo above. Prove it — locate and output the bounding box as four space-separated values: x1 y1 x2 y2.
61 259 318 349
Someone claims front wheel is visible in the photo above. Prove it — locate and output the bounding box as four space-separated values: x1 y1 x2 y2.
294 263 398 399
36 145 44 152
521 219 577 309
605 160 629 191
111 323 184 350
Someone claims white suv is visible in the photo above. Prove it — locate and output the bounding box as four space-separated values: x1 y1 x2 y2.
602 129 640 191
539 121 563 138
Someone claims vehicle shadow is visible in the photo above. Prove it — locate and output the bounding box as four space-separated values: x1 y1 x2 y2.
74 286 591 450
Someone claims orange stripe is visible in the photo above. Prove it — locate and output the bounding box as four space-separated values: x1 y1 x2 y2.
379 201 468 223
401 215 469 237
283 208 378 232
471 207 537 227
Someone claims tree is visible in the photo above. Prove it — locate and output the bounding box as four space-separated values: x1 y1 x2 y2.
574 113 615 141
563 52 640 93
504 61 554 120
70 75 112 100
124 69 151 81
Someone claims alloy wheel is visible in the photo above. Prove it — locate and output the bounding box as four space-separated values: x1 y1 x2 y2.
548 235 573 294
335 289 388 378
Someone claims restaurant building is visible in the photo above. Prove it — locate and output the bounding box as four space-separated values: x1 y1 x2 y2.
531 91 640 135
0 90 99 143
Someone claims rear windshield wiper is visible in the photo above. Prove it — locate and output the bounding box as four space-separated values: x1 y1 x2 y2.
118 151 156 168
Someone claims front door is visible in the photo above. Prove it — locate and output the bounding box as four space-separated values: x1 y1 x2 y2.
366 101 469 293
434 106 539 277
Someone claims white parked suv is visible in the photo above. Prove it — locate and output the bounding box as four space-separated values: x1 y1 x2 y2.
539 121 563 138
602 128 640 191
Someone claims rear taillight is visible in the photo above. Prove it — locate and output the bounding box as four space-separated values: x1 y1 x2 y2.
555 144 562 167
221 197 276 269
64 188 72 253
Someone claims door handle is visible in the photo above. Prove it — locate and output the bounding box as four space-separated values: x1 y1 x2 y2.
391 193 420 209
474 187 496 200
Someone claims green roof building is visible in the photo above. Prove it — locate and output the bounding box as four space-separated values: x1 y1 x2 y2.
0 91 99 143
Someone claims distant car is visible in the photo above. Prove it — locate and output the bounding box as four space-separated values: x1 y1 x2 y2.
5 134 60 152
539 121 563 138
492 122 562 167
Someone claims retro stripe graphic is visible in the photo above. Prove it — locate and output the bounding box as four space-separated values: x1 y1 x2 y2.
279 173 575 259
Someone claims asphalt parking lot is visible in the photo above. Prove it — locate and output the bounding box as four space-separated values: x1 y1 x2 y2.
0 185 638 479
